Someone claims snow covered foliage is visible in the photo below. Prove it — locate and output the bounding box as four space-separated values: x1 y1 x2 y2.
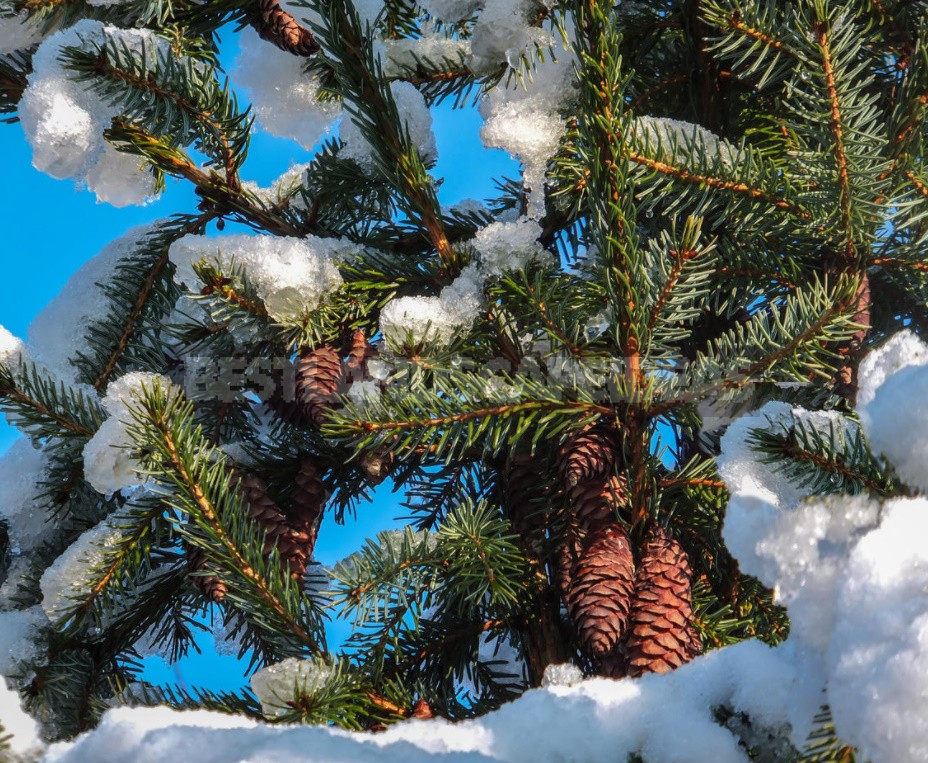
250 657 336 718
169 234 346 322
0 439 54 555
20 21 160 206
478 34 576 214
82 372 170 494
379 265 483 349
233 28 341 151
0 677 43 760
39 642 802 763
39 515 124 620
340 80 438 172
27 225 156 385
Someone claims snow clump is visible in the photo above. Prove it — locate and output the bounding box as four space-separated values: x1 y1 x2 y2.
472 218 550 275
39 514 125 620
233 28 341 151
340 81 437 172
0 11 46 54
631 117 746 169
379 265 483 350
250 657 336 718
0 439 55 555
0 676 43 760
169 234 346 322
479 35 576 215
82 372 171 495
19 21 161 206
857 331 928 491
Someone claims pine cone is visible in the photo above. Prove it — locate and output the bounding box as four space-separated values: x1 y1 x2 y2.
558 424 618 489
567 522 635 657
285 455 327 580
625 527 700 677
186 544 227 603
253 0 320 57
295 346 343 425
567 474 630 530
504 455 548 558
231 471 290 554
345 330 377 385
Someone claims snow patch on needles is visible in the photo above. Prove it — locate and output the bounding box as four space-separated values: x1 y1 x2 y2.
39 515 124 621
0 606 47 675
381 31 471 79
340 81 437 172
233 28 341 151
0 324 27 368
82 372 170 495
478 38 576 214
472 218 550 275
0 439 55 555
169 234 346 322
0 11 46 54
379 265 483 350
418 0 483 23
857 332 928 491
19 21 160 206
0 676 43 760
27 225 156 385
631 117 746 169
468 0 553 73
250 657 336 718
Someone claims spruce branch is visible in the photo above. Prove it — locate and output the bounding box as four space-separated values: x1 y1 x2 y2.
127 380 325 658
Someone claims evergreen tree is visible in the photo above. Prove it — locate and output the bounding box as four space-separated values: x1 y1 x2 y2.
0 0 925 760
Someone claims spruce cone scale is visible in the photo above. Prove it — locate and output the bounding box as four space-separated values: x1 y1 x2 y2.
254 0 320 57
625 528 700 677
296 346 343 425
567 523 635 657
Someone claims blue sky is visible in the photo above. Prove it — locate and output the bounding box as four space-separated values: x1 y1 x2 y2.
0 40 519 692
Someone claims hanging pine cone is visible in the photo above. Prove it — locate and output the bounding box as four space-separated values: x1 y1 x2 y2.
567 522 635 657
186 544 227 603
253 0 320 57
295 345 343 426
285 455 327 580
345 329 377 385
624 527 701 677
504 455 549 558
231 471 290 554
558 423 619 489
565 474 630 530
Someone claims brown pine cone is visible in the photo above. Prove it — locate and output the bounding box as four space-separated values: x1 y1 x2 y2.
186 544 227 603
231 471 290 554
253 0 320 57
567 522 635 657
625 527 701 677
295 346 343 426
558 424 619 489
345 330 377 385
570 474 631 530
504 455 549 558
285 455 327 580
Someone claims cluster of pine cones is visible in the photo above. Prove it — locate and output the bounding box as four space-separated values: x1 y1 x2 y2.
509 423 701 678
